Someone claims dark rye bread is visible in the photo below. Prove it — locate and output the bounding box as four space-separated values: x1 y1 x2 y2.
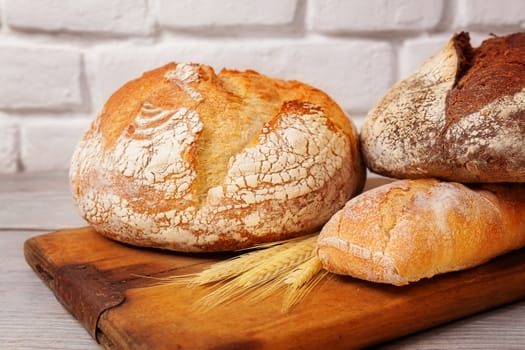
361 32 525 183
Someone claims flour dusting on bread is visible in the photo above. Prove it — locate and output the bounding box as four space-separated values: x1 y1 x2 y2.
317 179 525 285
70 62 365 252
361 32 525 182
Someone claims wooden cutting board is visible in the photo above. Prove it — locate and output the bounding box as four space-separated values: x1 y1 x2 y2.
24 226 525 349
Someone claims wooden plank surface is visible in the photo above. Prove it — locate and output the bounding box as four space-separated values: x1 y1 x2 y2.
0 172 85 230
0 230 99 350
2 172 525 349
25 226 525 349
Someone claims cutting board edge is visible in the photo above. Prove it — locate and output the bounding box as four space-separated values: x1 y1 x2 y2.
24 230 127 340
99 249 525 350
23 228 525 350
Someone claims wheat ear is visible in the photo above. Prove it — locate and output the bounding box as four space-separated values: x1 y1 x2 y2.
282 256 328 312
162 233 327 312
195 234 321 311
163 235 312 287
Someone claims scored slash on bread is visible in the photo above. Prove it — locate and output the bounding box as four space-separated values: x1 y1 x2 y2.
70 62 365 252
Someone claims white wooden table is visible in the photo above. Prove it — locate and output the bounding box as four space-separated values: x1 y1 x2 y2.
1 172 524 349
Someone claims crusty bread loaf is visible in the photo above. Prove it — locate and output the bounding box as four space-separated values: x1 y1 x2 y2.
361 32 525 182
70 62 365 252
316 178 525 286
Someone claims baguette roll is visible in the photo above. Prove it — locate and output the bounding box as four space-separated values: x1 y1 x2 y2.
316 179 525 286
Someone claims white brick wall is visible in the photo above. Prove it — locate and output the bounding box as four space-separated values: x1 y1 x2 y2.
455 0 525 30
19 118 90 172
0 0 522 173
0 45 83 110
158 0 298 29
309 0 443 33
0 116 18 173
6 0 153 35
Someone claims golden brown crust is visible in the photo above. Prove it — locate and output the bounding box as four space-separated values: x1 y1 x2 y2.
316 179 525 286
361 32 525 183
71 62 365 252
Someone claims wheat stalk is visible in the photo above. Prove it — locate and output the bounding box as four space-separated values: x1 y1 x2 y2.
188 234 326 311
234 235 317 288
247 254 328 312
191 243 292 286
163 235 313 287
282 256 328 312
162 233 327 312
284 255 323 287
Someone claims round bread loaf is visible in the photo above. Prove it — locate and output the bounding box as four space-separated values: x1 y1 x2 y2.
361 32 525 182
70 62 365 252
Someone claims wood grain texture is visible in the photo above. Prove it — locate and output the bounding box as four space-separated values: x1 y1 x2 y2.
2 172 525 349
0 230 99 350
25 226 525 349
0 172 84 230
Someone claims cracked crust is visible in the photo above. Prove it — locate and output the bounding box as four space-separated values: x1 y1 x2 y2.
70 62 365 252
361 32 525 182
316 179 525 285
